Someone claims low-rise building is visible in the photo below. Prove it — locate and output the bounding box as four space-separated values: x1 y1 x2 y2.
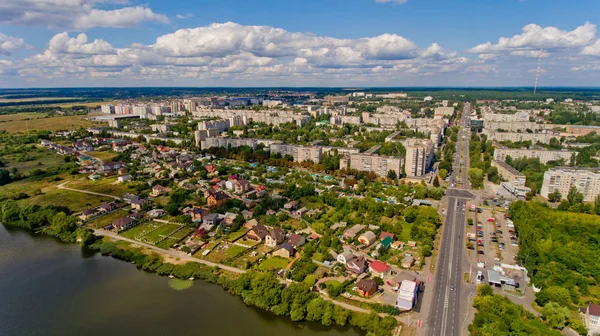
265 228 286 248
369 260 391 278
396 280 419 310
272 242 295 259
356 279 378 297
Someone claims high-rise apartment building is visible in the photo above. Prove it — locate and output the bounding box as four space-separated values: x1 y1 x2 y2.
493 148 575 164
540 167 600 202
404 139 434 177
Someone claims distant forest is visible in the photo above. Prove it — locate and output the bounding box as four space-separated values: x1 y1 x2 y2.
1 87 600 102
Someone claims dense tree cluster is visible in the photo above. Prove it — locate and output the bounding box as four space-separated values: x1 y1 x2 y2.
469 285 562 336
510 201 600 307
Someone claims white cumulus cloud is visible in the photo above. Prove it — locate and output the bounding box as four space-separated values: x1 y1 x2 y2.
0 33 28 56
0 0 168 30
467 22 597 54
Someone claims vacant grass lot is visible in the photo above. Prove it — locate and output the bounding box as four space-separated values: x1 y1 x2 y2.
259 257 290 271
120 221 159 239
87 209 130 229
0 112 46 121
86 151 118 162
66 177 131 197
3 148 66 174
156 238 180 249
21 189 112 212
142 224 182 244
0 114 96 133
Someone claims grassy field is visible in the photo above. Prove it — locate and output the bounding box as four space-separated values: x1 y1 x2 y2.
142 224 182 243
65 177 131 197
0 112 46 121
156 238 180 249
86 151 118 162
170 227 194 240
21 189 113 212
120 221 160 239
0 97 81 103
2 147 65 174
259 257 290 271
226 228 249 242
87 209 130 229
0 114 96 133
227 245 248 259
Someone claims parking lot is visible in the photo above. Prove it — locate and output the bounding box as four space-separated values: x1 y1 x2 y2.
467 204 526 291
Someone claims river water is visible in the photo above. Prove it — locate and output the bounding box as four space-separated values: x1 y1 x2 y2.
0 225 361 336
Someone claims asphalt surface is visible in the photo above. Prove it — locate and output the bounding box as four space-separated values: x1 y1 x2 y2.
428 103 473 336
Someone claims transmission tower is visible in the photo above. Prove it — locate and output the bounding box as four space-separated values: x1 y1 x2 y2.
533 49 544 95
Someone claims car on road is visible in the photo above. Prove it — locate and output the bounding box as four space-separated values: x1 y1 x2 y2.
478 250 484 255
450 285 455 291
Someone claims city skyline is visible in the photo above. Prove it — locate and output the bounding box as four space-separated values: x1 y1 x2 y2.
1 0 600 87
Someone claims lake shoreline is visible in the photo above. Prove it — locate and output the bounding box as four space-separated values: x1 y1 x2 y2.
1 221 394 335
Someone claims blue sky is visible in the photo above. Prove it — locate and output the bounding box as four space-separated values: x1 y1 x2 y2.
0 0 599 87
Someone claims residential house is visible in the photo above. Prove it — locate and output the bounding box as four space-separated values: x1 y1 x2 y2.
151 185 168 197
130 198 148 211
296 207 308 216
380 236 394 249
356 279 378 297
207 190 229 208
146 209 167 218
99 202 118 213
379 232 395 241
265 228 286 247
223 212 238 226
346 255 368 275
585 303 600 336
205 165 217 175
244 218 258 229
337 251 355 265
242 210 253 220
369 260 391 278
402 256 415 269
123 193 141 204
191 207 210 222
284 200 298 210
233 179 251 193
358 231 377 246
272 242 295 259
111 217 137 232
203 213 220 227
79 209 97 221
288 234 306 248
247 224 268 242
343 224 365 240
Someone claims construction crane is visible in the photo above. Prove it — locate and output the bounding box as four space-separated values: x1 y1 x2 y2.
533 48 544 95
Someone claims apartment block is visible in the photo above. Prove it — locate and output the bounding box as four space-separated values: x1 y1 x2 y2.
491 160 527 187
296 146 322 163
341 153 403 177
541 167 600 202
482 130 560 144
404 139 435 177
200 137 257 150
192 109 310 127
493 148 575 164
101 104 115 114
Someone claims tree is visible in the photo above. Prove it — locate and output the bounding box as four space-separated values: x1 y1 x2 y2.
547 190 562 203
387 170 397 180
478 284 494 297
467 168 484 189
595 194 600 215
567 186 584 205
486 166 499 183
438 169 448 180
432 175 440 187
0 169 11 186
542 302 570 329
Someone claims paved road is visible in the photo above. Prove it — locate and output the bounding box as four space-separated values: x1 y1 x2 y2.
58 181 121 200
428 103 474 336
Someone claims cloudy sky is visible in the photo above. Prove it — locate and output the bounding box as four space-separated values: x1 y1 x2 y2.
0 0 599 87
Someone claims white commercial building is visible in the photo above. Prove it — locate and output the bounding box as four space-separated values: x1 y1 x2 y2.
396 280 419 310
